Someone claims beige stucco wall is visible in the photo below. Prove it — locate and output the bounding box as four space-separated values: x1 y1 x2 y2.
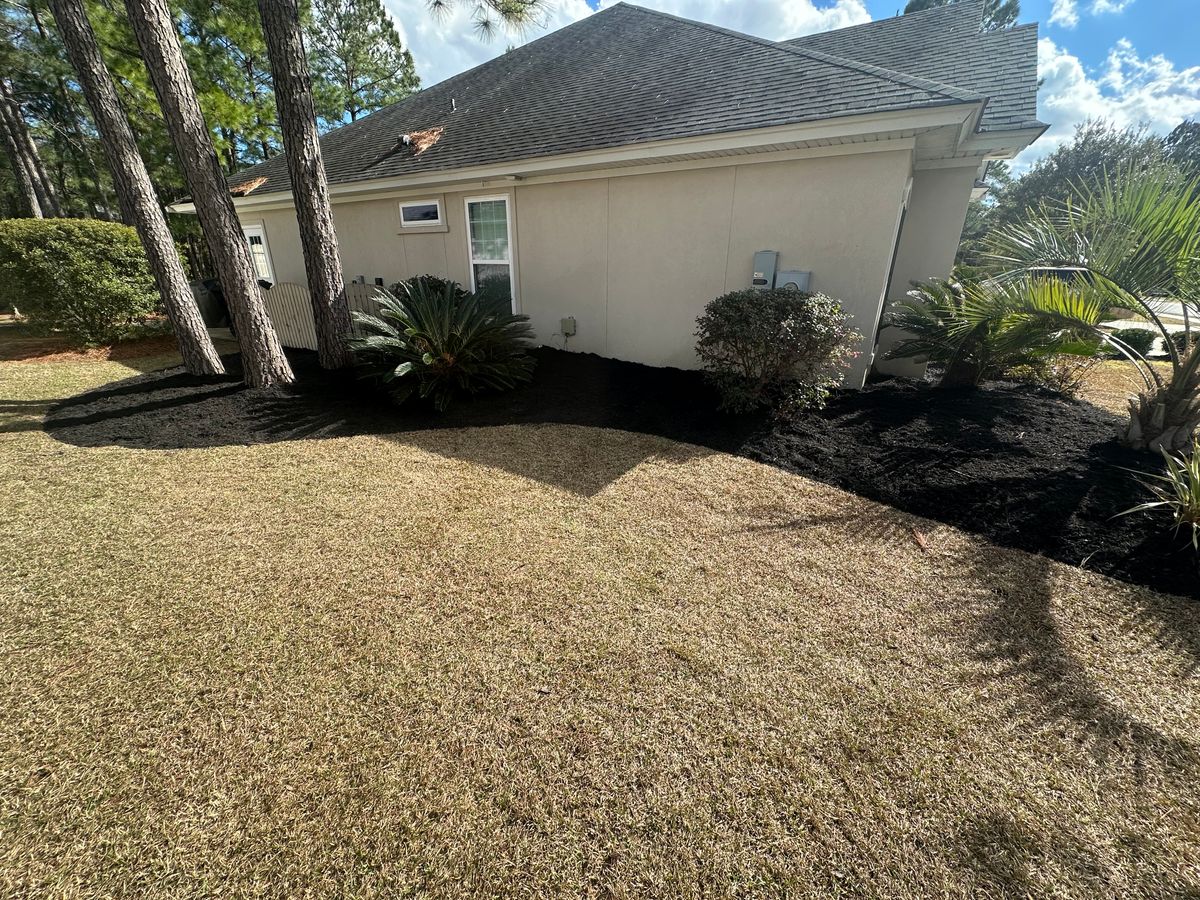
239 148 918 384
514 149 913 384
245 191 478 289
873 163 979 378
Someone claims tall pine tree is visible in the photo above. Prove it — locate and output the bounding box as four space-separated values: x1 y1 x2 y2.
307 0 418 127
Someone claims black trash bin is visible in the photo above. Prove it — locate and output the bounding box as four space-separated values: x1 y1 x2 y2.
189 278 273 335
190 278 230 328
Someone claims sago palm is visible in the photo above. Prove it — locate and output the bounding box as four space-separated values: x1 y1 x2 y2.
887 275 1104 387
348 278 535 412
988 165 1200 451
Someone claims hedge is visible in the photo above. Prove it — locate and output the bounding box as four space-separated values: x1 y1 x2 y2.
0 218 160 344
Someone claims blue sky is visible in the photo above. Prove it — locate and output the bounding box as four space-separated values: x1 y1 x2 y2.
384 0 1199 169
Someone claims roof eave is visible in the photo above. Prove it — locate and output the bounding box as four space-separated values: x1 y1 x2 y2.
963 121 1049 159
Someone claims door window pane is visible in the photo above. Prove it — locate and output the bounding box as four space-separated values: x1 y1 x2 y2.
472 264 511 306
467 199 509 261
243 229 273 282
466 197 513 308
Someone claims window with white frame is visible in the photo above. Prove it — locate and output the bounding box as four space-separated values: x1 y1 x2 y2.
241 224 274 282
399 199 443 228
465 196 513 307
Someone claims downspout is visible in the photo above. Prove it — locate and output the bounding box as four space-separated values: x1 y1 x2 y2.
869 173 914 376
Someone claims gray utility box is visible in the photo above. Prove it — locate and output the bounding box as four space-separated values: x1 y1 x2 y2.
777 270 812 292
751 250 779 289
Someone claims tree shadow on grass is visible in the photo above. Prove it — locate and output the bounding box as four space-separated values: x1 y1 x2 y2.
44 347 759 497
950 808 1200 897
965 546 1199 780
736 501 1199 890
391 424 713 498
1 398 64 434
739 502 1199 779
952 810 1107 896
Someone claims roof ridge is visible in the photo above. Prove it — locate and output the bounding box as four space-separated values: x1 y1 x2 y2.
618 2 984 105
779 41 983 104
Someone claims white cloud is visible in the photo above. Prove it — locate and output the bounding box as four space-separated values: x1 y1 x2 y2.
1014 36 1200 169
596 0 870 39
1049 0 1079 28
1048 0 1134 28
384 0 870 88
385 0 593 88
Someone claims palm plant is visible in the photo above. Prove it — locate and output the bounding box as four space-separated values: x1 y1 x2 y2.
987 165 1200 451
347 278 535 412
886 275 1104 387
1121 440 1200 551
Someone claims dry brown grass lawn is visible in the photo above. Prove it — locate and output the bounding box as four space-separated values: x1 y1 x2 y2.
1078 359 1174 416
1 349 1198 898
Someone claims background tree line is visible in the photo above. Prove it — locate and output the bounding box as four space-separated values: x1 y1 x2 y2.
0 0 418 234
1 0 540 390
961 118 1200 265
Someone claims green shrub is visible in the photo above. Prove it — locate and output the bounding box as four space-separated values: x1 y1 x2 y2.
0 218 160 345
1005 353 1101 400
1106 327 1157 358
348 276 535 412
1122 440 1200 551
388 274 465 300
1169 330 1198 355
695 288 860 414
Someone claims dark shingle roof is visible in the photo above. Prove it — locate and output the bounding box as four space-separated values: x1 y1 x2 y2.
232 2 986 197
785 0 1041 132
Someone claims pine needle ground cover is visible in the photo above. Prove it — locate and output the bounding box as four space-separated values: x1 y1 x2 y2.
1 345 1198 897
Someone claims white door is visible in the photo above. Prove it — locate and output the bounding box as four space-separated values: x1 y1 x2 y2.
464 195 515 310
242 224 275 283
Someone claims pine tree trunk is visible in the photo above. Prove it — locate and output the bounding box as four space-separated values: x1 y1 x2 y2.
0 79 59 216
0 112 41 218
123 0 293 388
257 0 352 370
49 0 224 376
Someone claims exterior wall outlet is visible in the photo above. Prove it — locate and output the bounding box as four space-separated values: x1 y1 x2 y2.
561 316 577 337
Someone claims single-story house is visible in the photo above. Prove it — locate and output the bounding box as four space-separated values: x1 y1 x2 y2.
180 0 1044 385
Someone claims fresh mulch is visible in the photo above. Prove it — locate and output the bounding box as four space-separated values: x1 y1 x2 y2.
4 346 1199 897
43 347 1194 598
747 378 1197 599
43 346 767 452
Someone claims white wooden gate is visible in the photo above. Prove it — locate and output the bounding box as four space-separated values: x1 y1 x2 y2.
260 281 393 349
345 283 387 338
261 282 318 350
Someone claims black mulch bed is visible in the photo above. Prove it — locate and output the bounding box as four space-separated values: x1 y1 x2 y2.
42 346 1196 598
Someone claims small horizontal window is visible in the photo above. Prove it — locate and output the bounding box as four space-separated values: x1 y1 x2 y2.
399 199 442 227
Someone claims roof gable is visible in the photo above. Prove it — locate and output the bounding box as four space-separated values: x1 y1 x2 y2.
785 0 1041 133
232 2 982 197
